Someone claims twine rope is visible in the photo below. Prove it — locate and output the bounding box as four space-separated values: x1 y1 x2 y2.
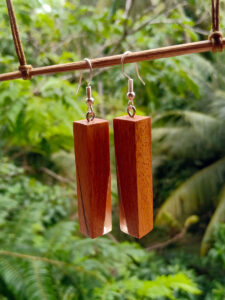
209 0 223 52
6 0 32 79
2 0 224 82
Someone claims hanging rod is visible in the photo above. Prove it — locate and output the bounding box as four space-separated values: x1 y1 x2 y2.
0 38 224 82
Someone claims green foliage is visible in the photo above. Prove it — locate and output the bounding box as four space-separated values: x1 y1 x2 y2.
156 158 225 225
201 187 225 255
154 109 225 253
94 273 201 300
0 0 216 158
0 79 84 156
0 0 225 299
0 160 224 299
207 224 225 269
0 159 201 299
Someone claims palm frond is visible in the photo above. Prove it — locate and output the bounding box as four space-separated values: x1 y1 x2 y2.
152 110 225 160
210 91 225 120
155 158 225 227
153 110 219 128
152 127 195 158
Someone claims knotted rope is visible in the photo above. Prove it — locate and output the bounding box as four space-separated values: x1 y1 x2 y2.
209 0 223 52
6 0 32 79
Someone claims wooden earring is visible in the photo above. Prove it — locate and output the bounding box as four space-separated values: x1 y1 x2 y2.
73 58 111 238
113 52 153 239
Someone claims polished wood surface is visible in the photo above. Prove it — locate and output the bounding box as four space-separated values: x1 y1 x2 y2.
114 115 153 238
73 118 111 238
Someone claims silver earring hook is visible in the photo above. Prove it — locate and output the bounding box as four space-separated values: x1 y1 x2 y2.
84 58 93 85
76 58 93 95
75 58 95 122
121 51 145 85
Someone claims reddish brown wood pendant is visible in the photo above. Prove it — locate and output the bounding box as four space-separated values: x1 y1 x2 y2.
114 115 153 238
73 118 111 238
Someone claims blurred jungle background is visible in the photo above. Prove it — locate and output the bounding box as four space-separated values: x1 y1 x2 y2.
0 0 225 299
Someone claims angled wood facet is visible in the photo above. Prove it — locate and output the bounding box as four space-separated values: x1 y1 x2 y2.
73 118 111 238
113 115 153 238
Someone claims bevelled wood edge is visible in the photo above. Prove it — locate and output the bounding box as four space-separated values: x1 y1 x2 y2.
114 115 153 238
73 119 112 238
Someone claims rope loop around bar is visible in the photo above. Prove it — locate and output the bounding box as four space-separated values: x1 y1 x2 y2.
18 65 33 80
209 0 223 52
6 0 32 79
209 31 223 52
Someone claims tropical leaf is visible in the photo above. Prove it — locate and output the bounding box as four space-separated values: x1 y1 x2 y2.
23 261 58 300
152 127 195 158
95 273 201 300
8 202 45 246
153 110 219 128
201 186 225 256
136 273 201 298
156 158 225 227
210 90 225 120
152 111 225 161
0 257 25 299
44 221 76 254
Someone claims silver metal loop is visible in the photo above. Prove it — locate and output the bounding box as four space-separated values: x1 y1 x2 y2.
121 51 145 118
127 105 136 118
86 85 95 122
76 58 95 122
86 110 95 122
75 58 96 122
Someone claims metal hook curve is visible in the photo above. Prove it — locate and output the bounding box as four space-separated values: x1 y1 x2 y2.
84 58 93 85
121 51 145 85
76 58 93 95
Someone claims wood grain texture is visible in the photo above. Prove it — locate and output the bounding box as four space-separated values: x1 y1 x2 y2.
73 118 111 238
114 115 153 238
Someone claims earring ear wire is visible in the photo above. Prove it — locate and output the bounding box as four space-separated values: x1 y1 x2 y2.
73 58 112 238
114 52 153 238
75 58 95 122
121 51 145 118
76 58 93 95
121 51 145 85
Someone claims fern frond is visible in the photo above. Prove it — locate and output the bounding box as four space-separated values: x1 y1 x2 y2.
0 257 25 299
9 203 45 246
23 261 58 300
45 221 75 254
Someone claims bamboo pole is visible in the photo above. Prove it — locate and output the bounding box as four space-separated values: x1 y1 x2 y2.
0 39 224 82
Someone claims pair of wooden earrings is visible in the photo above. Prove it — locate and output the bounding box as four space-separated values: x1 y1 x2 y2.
73 53 153 239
